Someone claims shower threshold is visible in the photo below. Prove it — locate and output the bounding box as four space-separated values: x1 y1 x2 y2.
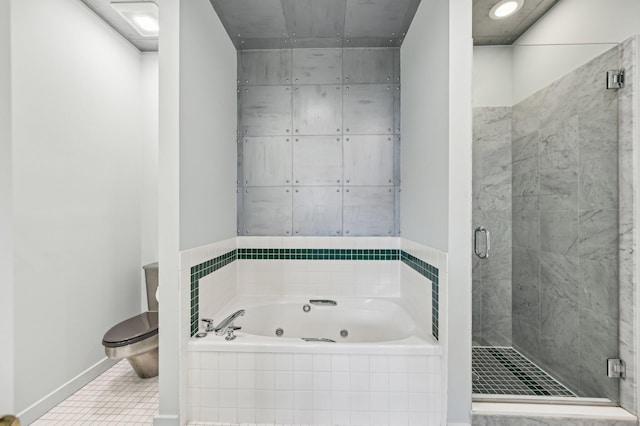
472 346 616 406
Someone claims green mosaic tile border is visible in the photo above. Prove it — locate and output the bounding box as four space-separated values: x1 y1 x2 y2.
190 250 237 336
237 248 400 261
190 248 440 341
401 251 440 341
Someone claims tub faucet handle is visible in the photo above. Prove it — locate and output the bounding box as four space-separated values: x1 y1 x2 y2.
225 326 241 341
201 318 215 332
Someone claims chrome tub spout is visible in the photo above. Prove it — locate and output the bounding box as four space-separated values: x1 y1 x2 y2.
214 309 245 336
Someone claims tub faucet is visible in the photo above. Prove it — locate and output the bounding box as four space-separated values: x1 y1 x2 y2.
214 309 245 336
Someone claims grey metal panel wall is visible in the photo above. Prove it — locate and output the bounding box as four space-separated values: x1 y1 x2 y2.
237 47 400 236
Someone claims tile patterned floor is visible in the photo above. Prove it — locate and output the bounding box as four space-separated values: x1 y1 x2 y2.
472 346 577 397
31 360 158 425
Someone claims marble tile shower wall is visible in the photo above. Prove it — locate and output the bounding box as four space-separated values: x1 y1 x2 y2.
236 48 401 237
472 107 513 347
511 46 621 400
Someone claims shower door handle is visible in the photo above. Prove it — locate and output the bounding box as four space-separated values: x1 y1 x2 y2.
474 226 490 259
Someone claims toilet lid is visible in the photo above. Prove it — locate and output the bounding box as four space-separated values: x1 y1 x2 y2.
102 311 158 348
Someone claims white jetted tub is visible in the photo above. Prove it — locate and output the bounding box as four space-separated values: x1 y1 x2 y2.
189 296 440 354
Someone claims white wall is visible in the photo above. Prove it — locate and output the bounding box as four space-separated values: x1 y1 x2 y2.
473 46 512 107
0 0 13 415
156 0 237 423
403 0 473 423
475 0 640 107
178 0 237 251
401 0 450 252
141 53 159 311
517 0 640 46
142 53 159 269
447 0 473 423
11 0 146 417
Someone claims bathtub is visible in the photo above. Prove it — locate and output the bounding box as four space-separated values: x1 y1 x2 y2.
187 296 443 425
189 296 441 354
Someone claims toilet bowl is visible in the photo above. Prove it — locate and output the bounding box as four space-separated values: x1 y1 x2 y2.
102 262 159 378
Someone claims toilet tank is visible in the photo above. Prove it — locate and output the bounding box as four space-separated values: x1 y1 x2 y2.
143 262 159 311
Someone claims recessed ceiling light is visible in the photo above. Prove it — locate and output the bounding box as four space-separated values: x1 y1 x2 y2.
489 0 524 20
111 2 159 37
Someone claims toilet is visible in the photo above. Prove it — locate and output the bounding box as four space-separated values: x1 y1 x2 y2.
102 262 159 378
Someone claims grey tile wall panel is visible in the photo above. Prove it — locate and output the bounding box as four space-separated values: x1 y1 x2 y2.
234 38 291 50
342 37 402 48
239 50 292 85
242 136 292 186
512 317 541 368
512 132 539 175
539 115 578 171
236 186 243 234
343 186 394 236
240 86 292 136
578 209 619 262
292 136 343 186
343 135 394 185
292 186 343 236
215 0 287 38
473 107 512 143
344 0 412 38
579 140 618 210
343 48 394 83
539 251 580 302
292 49 343 84
480 278 512 346
293 136 342 186
472 279 483 344
237 138 244 187
512 171 539 198
539 292 580 390
292 85 343 135
393 85 401 133
281 0 346 38
512 208 539 250
288 38 344 49
394 187 401 235
578 309 619 399
539 168 578 211
579 258 619 320
393 135 401 183
393 49 401 83
539 210 579 257
343 84 394 134
242 187 292 236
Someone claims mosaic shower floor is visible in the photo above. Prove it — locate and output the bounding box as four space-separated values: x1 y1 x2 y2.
472 346 577 397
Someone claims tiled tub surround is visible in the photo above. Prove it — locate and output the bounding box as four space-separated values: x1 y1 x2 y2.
511 46 621 400
237 48 401 237
472 107 513 347
181 237 447 425
187 350 442 426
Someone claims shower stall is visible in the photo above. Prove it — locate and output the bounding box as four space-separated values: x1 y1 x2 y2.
472 37 636 406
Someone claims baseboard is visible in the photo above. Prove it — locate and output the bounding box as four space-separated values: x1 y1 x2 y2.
153 414 180 426
16 357 117 425
448 423 472 426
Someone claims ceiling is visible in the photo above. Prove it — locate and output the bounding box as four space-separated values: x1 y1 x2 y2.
210 0 421 50
472 0 560 45
82 0 560 52
80 0 158 51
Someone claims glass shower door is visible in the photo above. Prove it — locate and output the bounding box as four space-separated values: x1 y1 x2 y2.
472 41 626 403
